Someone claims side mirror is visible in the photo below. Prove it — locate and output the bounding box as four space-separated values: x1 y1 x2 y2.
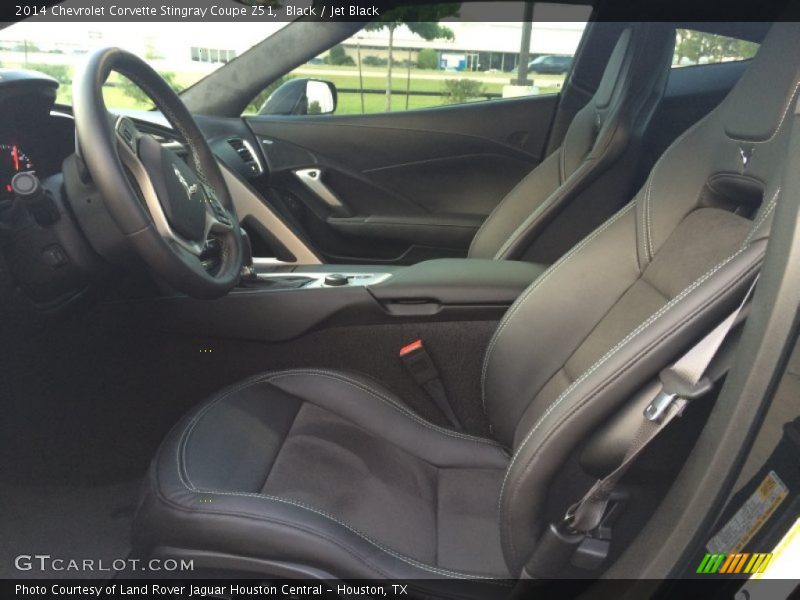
258 78 337 116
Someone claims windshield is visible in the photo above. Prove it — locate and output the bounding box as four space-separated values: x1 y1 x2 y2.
0 21 289 109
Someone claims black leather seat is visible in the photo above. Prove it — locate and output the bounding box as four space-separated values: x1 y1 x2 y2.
134 23 800 580
468 23 674 263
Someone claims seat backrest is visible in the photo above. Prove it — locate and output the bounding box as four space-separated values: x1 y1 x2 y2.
468 23 675 262
483 22 800 575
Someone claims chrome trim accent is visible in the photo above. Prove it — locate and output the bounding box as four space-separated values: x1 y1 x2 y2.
643 391 678 422
228 137 263 175
255 271 392 289
252 257 294 267
115 116 319 266
294 168 345 209
219 162 321 265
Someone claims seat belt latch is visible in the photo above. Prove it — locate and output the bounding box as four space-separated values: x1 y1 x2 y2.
643 391 679 422
399 339 438 384
399 339 463 430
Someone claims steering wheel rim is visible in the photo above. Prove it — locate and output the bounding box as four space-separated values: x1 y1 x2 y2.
72 47 243 299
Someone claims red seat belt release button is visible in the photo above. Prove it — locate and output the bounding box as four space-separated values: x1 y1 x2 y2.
399 339 438 383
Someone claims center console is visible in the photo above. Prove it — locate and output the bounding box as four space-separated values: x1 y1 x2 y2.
249 268 393 290
129 258 547 342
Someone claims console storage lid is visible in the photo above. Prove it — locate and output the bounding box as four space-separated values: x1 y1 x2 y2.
368 258 546 306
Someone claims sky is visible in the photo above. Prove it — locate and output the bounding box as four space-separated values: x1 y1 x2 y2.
0 1 590 73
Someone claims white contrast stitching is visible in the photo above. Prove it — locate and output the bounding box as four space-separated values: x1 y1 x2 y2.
497 179 776 561
172 371 507 580
265 369 504 447
645 174 655 260
742 187 780 247
181 369 502 449
480 201 636 414
639 175 652 264
497 246 746 513
494 162 588 261
727 79 800 144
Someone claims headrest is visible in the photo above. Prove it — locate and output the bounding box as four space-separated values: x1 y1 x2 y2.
719 22 800 142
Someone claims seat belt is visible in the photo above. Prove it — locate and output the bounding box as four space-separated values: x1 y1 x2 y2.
399 339 464 430
522 276 759 579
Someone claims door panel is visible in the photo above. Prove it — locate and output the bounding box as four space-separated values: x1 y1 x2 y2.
246 94 559 264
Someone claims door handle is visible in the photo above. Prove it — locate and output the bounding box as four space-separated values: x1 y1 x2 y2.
294 168 349 215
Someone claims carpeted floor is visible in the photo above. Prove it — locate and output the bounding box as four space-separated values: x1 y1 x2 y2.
0 285 499 580
0 480 139 579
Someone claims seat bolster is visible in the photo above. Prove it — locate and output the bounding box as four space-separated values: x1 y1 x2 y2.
136 434 449 579
499 243 765 573
265 369 510 469
468 150 562 260
133 371 512 580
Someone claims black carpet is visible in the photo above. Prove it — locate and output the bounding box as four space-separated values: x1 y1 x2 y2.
0 281 500 579
0 480 139 579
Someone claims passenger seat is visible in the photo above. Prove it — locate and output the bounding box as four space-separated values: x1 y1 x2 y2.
469 23 675 263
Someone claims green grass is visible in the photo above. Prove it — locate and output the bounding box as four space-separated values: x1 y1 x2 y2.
2 58 563 115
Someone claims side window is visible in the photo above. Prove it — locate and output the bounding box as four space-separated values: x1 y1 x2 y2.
672 29 759 68
247 2 591 116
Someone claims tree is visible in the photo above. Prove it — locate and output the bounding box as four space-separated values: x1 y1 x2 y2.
119 72 184 108
246 74 295 114
417 48 439 70
364 4 460 111
674 29 758 66
327 44 355 66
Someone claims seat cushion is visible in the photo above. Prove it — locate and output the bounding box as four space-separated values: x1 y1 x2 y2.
134 370 511 579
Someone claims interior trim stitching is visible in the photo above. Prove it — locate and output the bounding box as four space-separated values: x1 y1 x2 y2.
640 108 718 262
480 201 636 414
174 388 508 581
152 482 396 579
122 69 207 183
494 155 599 260
645 173 655 260
725 79 800 144
471 155 549 257
742 186 780 247
502 259 760 565
639 177 651 265
497 245 747 516
498 187 776 558
266 369 505 447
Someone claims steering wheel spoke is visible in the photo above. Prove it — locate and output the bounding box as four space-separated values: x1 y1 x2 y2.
204 186 234 233
114 118 205 257
74 48 243 298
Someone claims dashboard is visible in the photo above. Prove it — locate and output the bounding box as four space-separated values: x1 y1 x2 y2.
0 118 75 201
0 65 319 311
0 67 297 310
0 77 75 206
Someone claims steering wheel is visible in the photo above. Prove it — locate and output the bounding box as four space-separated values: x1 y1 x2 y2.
72 48 243 299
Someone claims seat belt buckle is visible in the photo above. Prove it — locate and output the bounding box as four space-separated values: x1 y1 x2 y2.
399 339 438 384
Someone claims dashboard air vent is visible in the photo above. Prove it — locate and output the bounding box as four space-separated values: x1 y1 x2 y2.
227 137 262 176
